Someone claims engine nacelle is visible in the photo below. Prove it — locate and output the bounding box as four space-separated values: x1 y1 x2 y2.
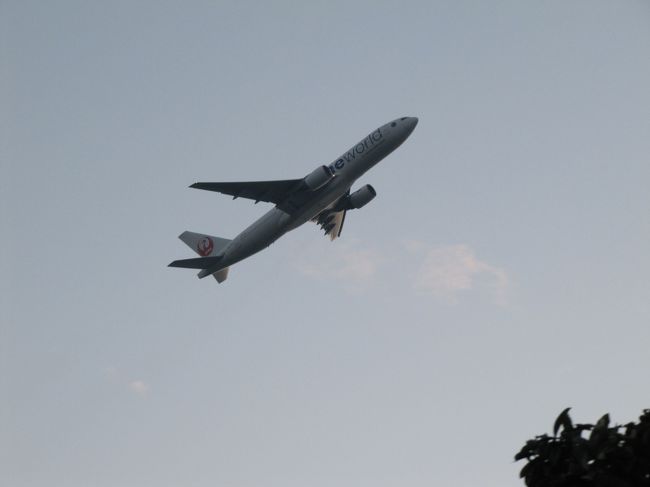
347 184 377 209
304 165 335 191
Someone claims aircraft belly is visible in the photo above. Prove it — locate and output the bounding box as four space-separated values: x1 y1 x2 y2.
221 208 290 265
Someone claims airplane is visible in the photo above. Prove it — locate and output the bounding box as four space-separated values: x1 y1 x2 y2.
169 116 418 283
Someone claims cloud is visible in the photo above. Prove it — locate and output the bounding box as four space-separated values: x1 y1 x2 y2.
128 380 150 397
105 367 151 397
406 242 509 305
293 238 510 305
294 239 382 285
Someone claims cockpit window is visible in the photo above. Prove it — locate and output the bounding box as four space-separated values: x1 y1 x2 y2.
400 117 407 121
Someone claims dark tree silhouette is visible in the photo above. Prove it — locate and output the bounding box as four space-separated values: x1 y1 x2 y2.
515 408 650 487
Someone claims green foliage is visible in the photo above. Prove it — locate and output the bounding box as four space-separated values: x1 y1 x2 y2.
515 408 650 487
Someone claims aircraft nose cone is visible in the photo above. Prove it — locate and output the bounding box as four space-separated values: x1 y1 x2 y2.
405 116 418 134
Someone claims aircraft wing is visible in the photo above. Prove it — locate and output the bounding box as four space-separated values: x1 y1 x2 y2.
313 208 346 241
190 179 302 205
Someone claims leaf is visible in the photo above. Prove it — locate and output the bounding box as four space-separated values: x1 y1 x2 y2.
594 413 610 432
515 439 539 461
590 414 611 450
554 407 573 436
519 459 535 479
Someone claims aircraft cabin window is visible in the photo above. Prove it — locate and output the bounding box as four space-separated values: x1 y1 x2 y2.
391 122 397 127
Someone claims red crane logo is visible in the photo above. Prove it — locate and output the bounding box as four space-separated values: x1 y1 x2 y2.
197 237 214 256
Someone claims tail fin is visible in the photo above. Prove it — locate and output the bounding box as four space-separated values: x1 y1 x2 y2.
179 231 231 257
175 231 232 283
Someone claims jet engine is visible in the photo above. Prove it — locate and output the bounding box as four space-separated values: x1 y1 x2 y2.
304 165 335 191
347 184 376 209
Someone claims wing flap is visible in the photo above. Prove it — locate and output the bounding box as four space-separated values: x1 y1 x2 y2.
312 190 349 240
313 209 347 240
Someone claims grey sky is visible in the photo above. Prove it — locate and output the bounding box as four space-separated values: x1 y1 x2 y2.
2 1 649 486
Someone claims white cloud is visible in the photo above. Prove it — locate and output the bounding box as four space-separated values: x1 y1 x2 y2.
294 239 382 284
293 237 510 305
106 367 151 397
128 380 150 397
407 243 509 305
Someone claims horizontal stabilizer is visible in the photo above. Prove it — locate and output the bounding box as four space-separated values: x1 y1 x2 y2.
168 256 222 269
212 267 229 283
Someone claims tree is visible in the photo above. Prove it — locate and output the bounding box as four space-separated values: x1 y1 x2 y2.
515 408 650 487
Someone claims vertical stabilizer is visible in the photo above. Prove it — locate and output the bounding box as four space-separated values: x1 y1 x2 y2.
179 231 231 257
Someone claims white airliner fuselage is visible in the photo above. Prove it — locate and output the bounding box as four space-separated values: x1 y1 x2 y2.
170 117 418 282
